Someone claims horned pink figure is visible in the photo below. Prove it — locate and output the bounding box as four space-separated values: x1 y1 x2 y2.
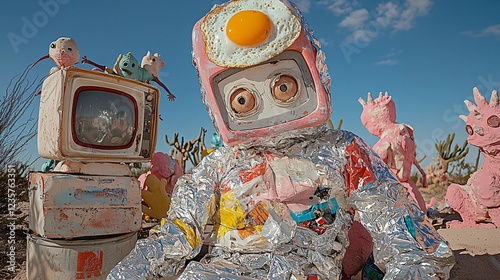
446 87 500 228
359 92 427 212
138 152 183 195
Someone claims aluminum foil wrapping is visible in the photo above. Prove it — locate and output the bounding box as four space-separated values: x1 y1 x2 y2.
108 127 454 279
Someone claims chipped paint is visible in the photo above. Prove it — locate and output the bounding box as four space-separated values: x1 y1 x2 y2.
29 172 141 238
27 232 137 280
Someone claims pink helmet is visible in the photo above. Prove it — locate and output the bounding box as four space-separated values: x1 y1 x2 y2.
192 0 332 146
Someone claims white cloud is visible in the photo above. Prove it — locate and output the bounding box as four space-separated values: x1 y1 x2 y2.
318 37 330 47
339 9 370 29
337 0 433 46
481 24 500 36
376 59 397 65
294 0 311 13
386 48 402 57
393 0 432 31
319 0 358 16
375 2 400 28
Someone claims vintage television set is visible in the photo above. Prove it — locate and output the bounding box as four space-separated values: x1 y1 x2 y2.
38 67 160 163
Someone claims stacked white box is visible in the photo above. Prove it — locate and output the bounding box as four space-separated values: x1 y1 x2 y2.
29 172 141 239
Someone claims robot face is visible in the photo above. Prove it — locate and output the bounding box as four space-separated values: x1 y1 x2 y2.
213 51 318 132
192 0 332 146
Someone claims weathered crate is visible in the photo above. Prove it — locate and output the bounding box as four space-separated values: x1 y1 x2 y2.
29 172 141 238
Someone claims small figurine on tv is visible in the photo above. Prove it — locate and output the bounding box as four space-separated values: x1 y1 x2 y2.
141 51 165 78
446 87 500 228
32 37 80 74
82 52 176 101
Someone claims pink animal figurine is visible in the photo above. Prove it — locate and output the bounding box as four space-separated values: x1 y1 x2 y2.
141 51 165 78
359 92 428 212
139 152 183 220
138 152 183 195
446 87 500 228
32 37 80 74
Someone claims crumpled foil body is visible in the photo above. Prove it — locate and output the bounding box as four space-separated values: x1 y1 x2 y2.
108 128 454 280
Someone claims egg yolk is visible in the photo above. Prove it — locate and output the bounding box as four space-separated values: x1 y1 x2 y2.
226 10 272 46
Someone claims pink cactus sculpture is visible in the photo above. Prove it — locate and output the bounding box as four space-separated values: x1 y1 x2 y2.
446 87 500 228
359 92 427 212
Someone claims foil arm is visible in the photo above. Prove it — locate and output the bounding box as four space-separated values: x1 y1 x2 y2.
345 136 455 279
108 150 225 279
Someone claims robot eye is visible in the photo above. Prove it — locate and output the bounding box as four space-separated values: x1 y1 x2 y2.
487 115 500 128
272 75 298 102
465 125 474 135
50 43 56 48
230 89 256 115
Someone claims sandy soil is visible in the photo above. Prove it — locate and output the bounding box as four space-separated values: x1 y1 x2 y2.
3 189 500 279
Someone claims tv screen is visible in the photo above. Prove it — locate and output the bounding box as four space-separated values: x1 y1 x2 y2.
73 87 138 149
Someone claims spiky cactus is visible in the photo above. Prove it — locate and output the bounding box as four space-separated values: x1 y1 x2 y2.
435 133 469 172
426 133 469 186
165 127 208 173
327 119 343 130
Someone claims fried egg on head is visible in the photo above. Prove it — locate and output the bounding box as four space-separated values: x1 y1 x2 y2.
201 0 301 68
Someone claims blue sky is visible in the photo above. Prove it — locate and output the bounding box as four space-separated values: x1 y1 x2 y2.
2 0 500 170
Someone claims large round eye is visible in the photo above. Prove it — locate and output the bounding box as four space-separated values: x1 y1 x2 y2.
230 89 256 114
272 75 298 102
465 125 474 135
487 115 500 128
50 43 56 48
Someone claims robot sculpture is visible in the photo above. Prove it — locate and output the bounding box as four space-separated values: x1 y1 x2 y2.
446 87 500 228
359 92 428 212
108 1 454 279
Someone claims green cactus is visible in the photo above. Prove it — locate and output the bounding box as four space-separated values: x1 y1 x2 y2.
327 118 343 130
434 133 469 173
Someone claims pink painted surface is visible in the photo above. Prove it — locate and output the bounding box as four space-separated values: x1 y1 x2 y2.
446 87 500 228
192 19 332 146
359 92 427 212
138 152 183 195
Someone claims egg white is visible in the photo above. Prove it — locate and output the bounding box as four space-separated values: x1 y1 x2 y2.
202 0 301 68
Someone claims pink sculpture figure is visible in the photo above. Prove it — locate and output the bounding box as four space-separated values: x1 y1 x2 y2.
359 92 428 212
32 37 80 74
446 87 500 228
138 152 183 195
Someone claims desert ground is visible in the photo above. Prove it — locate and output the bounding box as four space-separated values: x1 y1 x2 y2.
1 186 499 280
